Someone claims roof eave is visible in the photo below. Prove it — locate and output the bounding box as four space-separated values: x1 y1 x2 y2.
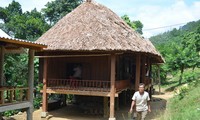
0 37 47 50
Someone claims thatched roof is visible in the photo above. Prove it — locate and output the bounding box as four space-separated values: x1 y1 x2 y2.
36 1 163 62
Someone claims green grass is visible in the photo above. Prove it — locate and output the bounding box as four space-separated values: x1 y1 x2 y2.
160 82 200 120
159 68 200 120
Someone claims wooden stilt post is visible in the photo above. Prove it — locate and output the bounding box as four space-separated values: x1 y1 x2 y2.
135 54 141 91
41 58 48 117
109 53 116 120
124 91 127 105
0 46 5 85
27 49 35 120
0 46 5 119
104 97 109 118
115 97 119 110
146 57 153 98
147 57 151 85
121 91 126 105
158 65 161 94
141 55 146 84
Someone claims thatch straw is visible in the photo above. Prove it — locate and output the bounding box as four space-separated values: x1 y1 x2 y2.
36 1 164 62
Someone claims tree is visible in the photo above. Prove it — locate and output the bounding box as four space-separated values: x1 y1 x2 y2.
0 0 22 23
164 31 200 84
150 20 200 85
0 1 50 40
167 43 185 84
121 15 143 34
42 0 83 25
181 32 200 70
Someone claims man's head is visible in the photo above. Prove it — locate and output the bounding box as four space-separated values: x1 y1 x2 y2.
138 83 145 93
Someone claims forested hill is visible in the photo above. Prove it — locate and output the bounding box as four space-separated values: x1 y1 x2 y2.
150 20 200 120
149 19 200 85
150 20 200 46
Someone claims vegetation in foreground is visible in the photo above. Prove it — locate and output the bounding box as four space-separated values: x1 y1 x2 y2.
160 81 200 120
159 68 200 120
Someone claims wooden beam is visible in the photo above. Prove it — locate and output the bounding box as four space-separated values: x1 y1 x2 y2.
35 51 123 58
109 53 116 120
36 54 110 58
41 58 48 117
27 49 35 120
135 54 141 91
43 89 119 97
0 101 32 113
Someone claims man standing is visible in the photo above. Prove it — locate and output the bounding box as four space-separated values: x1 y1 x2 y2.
130 83 151 120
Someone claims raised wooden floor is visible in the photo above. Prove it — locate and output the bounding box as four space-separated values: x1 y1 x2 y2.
42 79 130 97
41 86 125 97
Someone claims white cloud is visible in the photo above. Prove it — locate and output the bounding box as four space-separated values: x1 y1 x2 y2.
133 0 200 38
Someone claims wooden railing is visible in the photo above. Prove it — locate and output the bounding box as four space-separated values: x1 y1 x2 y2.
47 79 111 91
0 86 29 106
47 79 130 92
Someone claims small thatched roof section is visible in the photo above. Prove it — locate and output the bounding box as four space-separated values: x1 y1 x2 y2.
0 29 47 50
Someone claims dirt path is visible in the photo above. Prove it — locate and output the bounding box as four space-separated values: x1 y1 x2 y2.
4 91 173 120
146 91 173 120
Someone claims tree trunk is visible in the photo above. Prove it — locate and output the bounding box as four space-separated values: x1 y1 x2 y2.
192 65 196 71
179 65 184 85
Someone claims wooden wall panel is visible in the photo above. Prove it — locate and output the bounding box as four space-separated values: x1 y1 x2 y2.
40 56 110 81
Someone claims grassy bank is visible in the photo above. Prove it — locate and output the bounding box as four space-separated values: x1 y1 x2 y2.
160 68 200 120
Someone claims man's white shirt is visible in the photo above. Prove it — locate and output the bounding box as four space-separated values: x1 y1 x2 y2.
132 91 150 112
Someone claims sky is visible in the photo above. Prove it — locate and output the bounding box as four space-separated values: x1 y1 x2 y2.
1 0 200 38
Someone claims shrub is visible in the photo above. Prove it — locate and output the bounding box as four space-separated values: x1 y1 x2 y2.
182 71 198 82
177 86 189 100
3 110 19 117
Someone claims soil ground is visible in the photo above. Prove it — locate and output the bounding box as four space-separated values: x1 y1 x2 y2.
4 90 173 120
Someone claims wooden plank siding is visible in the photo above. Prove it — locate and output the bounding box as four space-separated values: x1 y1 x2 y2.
39 56 110 81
